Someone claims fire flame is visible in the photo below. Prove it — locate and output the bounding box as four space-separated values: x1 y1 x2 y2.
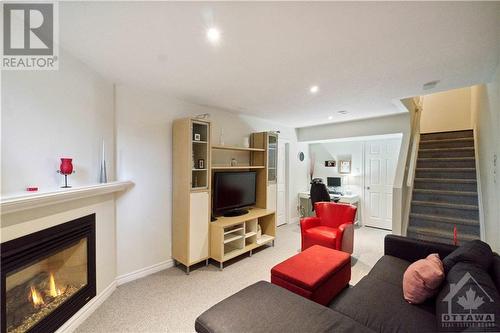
29 286 44 307
49 273 63 297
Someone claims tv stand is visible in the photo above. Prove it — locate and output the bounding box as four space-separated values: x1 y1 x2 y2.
210 208 276 270
223 209 249 217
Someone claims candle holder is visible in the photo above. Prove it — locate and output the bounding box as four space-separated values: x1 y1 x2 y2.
57 158 75 188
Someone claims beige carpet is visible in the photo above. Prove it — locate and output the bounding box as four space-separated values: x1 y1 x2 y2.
76 224 389 333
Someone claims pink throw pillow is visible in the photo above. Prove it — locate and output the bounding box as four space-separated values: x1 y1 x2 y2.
403 253 444 304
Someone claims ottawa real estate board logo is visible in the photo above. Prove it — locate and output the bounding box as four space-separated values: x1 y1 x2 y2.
441 272 496 331
2 2 59 70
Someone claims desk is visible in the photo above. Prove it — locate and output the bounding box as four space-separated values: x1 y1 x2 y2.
298 192 361 224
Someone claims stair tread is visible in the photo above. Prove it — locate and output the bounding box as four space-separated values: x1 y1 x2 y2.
415 167 475 171
419 147 474 152
409 213 479 225
420 137 474 144
417 157 475 161
413 189 478 196
407 226 479 240
414 178 476 183
411 200 479 210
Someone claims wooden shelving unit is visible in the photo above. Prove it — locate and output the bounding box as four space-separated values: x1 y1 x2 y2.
210 208 276 269
172 117 277 274
172 118 211 274
211 165 265 170
212 144 266 152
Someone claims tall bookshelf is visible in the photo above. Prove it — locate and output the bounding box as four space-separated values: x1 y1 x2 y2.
172 118 211 274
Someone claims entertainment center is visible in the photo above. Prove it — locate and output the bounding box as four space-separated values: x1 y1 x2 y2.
172 117 278 273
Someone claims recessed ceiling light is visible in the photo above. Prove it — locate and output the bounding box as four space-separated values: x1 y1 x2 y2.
423 80 440 90
309 85 319 94
328 116 334 120
338 110 348 115
206 27 221 44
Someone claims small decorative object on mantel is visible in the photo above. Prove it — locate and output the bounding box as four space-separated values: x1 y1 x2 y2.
230 158 237 166
325 160 336 167
198 159 205 169
194 133 201 141
339 160 351 174
57 158 75 188
99 140 108 183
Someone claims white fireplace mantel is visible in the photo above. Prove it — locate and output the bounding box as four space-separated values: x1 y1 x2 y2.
1 181 133 214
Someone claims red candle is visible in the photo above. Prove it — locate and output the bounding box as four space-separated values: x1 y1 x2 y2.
59 158 73 175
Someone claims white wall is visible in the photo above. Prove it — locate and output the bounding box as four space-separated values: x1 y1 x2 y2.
296 113 410 142
1 49 115 195
309 141 364 196
420 87 472 134
115 85 308 277
471 66 500 251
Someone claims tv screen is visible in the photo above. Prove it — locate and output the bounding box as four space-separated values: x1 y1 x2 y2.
213 172 256 214
327 177 341 187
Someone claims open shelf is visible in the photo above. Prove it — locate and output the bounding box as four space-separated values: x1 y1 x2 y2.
192 140 208 144
212 165 265 170
224 234 244 244
212 145 265 152
245 231 257 238
224 227 244 235
256 234 274 245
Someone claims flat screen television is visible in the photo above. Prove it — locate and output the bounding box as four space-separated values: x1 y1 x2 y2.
213 171 256 216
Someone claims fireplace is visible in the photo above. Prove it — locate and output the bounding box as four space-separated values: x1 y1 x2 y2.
1 214 96 333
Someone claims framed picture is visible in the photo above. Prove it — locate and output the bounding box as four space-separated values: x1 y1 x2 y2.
324 160 336 167
339 160 351 174
194 133 201 141
198 159 205 169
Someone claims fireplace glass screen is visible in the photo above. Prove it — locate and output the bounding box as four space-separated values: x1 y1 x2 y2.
5 239 88 333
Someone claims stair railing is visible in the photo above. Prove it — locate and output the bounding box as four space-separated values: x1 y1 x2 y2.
401 97 423 236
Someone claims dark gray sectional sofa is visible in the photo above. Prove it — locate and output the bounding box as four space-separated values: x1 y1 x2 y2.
196 235 500 333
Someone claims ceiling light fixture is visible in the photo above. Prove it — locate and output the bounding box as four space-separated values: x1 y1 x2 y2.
328 116 334 120
206 27 221 44
309 85 319 94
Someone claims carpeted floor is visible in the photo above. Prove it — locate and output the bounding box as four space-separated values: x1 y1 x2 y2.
76 224 389 333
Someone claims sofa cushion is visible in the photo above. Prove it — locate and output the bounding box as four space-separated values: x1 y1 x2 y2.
403 253 445 304
490 254 500 292
195 281 375 333
442 240 493 273
304 226 339 248
436 261 500 332
330 275 437 333
368 255 411 286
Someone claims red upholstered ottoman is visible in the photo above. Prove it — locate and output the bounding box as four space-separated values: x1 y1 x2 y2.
271 245 351 305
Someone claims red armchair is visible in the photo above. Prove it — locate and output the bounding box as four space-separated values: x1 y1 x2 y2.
300 202 357 253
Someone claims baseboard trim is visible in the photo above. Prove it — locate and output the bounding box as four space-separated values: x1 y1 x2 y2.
56 280 117 333
116 259 174 286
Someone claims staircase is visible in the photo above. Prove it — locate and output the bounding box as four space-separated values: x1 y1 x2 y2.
407 129 481 244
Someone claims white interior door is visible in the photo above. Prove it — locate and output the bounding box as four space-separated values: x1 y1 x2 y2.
364 139 401 230
276 140 288 226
